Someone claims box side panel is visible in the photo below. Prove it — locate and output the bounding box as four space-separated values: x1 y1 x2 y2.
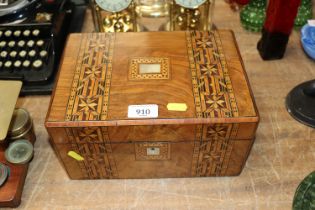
225 139 254 176
218 30 257 118
53 144 85 179
237 122 258 140
46 127 84 179
190 138 254 177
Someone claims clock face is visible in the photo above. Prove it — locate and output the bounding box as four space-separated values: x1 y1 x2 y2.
175 0 207 9
95 0 132 12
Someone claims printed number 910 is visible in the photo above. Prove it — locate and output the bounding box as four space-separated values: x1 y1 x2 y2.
136 109 151 116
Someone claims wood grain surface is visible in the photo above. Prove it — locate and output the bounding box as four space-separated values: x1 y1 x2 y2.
0 143 28 207
45 29 258 179
46 31 258 125
4 1 315 209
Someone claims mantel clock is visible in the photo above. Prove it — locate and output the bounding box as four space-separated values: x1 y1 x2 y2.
170 0 214 31
91 0 137 32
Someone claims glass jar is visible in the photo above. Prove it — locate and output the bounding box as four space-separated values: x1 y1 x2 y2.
135 0 170 31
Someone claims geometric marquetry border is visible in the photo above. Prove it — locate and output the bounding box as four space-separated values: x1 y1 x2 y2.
186 30 240 176
186 30 239 118
66 127 118 179
191 124 239 177
65 33 115 121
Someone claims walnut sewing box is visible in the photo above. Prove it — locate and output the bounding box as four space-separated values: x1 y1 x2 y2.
45 30 259 179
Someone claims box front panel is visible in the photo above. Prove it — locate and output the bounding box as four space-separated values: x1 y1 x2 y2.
48 124 255 179
111 141 195 179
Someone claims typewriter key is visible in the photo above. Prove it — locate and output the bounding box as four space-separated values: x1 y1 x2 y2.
0 61 2 68
4 61 12 68
32 29 40 36
5 140 34 164
4 30 12 37
10 51 17 58
33 60 43 69
8 41 15 48
36 40 44 47
23 60 30 68
0 41 6 48
14 30 21 37
0 31 2 37
14 60 22 68
23 30 31 37
18 40 25 47
0 51 7 58
39 50 48 57
27 40 35 48
19 50 27 58
0 163 9 187
28 50 36 57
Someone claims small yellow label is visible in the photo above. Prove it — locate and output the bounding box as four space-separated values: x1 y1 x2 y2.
67 151 84 161
167 103 188 111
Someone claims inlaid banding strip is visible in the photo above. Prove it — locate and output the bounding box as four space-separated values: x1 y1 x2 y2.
186 31 239 118
66 33 115 121
186 31 240 176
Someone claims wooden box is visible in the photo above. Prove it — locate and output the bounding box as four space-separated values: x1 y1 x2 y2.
45 30 259 179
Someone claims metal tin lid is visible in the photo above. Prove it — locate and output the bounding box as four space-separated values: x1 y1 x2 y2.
0 81 22 141
5 140 34 164
0 163 9 187
7 108 32 138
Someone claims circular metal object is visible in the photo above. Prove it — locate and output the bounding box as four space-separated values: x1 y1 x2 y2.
7 108 32 139
286 79 315 128
0 163 9 187
95 0 132 12
175 0 207 9
5 140 34 164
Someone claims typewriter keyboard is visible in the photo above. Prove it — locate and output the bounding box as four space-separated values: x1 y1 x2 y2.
0 24 54 85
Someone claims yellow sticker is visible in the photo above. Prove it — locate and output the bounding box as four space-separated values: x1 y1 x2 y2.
67 151 84 161
167 103 188 111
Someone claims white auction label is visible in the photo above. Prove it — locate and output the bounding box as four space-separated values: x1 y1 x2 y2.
128 104 158 118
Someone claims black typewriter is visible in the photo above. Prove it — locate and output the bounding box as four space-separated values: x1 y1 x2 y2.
0 0 86 95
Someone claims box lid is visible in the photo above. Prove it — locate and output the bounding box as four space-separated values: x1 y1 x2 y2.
46 30 259 127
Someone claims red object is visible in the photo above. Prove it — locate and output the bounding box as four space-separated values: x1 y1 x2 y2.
264 0 301 34
257 0 302 60
234 0 249 5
